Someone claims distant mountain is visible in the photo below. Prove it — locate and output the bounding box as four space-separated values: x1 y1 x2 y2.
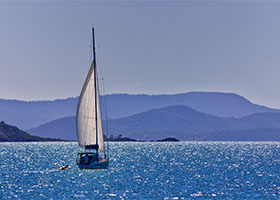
105 92 279 119
107 105 237 140
28 116 76 140
0 92 279 130
0 121 59 142
28 105 280 141
239 113 280 129
0 98 77 130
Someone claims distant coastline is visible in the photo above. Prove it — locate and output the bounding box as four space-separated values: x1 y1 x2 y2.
105 135 179 142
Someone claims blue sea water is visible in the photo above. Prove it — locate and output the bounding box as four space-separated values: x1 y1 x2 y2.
1 142 280 199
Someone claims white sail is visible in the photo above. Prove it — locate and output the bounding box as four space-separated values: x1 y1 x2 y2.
76 60 104 152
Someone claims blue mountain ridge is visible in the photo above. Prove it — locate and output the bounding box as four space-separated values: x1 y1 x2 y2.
0 92 279 130
28 105 280 141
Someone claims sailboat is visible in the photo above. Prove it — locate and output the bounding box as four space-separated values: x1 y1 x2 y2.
76 28 109 169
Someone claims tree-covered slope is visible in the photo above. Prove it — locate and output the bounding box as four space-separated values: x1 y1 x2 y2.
0 121 59 142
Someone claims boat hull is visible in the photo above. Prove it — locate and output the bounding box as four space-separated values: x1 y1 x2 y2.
77 159 109 170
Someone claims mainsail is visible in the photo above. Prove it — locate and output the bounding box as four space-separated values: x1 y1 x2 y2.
76 54 104 152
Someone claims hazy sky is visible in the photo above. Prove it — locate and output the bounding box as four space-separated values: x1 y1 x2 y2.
1 1 280 108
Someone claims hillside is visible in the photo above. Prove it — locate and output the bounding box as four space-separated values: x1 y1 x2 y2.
1 92 279 130
0 98 77 130
107 105 241 140
0 121 59 142
28 105 280 141
28 116 76 140
105 92 279 119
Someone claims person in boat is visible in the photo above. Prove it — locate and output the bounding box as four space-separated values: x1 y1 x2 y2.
59 165 70 170
95 153 99 162
84 154 89 164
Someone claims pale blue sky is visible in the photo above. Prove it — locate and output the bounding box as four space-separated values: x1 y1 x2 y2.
1 1 280 108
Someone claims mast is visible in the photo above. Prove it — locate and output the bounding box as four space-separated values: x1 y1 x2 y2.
92 27 99 153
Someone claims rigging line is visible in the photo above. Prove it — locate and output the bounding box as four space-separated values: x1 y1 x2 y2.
96 60 108 115
95 33 107 145
97 68 110 157
95 39 110 159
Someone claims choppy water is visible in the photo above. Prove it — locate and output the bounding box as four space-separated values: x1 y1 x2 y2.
1 142 280 199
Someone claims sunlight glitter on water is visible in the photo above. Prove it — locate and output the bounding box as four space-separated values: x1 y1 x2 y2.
1 142 280 199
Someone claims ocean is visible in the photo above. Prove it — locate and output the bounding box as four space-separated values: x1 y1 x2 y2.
1 142 280 199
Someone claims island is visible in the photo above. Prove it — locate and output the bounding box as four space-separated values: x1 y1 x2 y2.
156 137 179 142
0 121 61 142
106 134 137 142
